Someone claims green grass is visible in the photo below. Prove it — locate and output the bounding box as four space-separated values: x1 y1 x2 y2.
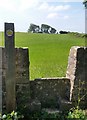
0 32 85 80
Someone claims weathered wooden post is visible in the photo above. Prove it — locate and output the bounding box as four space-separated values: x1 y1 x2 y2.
4 23 16 112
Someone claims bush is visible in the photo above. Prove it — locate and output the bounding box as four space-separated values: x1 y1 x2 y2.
67 107 87 120
59 31 68 34
68 32 86 38
0 111 23 120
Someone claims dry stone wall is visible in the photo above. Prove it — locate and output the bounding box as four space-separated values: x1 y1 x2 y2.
66 46 87 108
2 47 30 83
0 47 2 113
1 47 30 111
30 77 70 109
0 46 87 113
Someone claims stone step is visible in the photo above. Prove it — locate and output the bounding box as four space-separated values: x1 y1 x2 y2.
42 108 60 114
60 99 72 111
42 100 72 114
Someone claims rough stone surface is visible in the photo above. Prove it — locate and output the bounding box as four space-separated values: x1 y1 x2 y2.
66 46 79 101
1 47 30 111
30 77 70 109
2 47 30 84
0 47 2 113
66 46 87 108
60 99 72 111
28 99 41 112
16 83 30 112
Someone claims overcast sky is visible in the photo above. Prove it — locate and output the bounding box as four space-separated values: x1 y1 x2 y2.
0 0 85 33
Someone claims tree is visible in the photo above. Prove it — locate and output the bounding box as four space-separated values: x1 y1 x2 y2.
50 27 56 34
41 24 51 33
83 0 87 9
41 24 57 34
83 0 87 34
28 24 40 33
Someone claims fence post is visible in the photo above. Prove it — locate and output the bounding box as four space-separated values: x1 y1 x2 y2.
4 23 16 112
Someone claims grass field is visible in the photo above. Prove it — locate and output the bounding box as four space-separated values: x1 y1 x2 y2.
0 32 85 80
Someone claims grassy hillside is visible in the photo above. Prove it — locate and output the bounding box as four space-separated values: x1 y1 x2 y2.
0 32 85 80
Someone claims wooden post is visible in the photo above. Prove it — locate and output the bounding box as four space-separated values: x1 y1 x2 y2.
4 23 16 112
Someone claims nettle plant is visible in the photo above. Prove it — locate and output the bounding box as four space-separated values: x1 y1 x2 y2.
74 79 87 108
67 107 87 120
67 79 87 119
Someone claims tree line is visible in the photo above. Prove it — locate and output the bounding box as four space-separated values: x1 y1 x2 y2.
28 23 57 34
28 1 87 34
27 23 86 36
28 23 70 34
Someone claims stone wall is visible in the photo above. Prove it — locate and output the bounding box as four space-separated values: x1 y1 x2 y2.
16 77 71 113
30 78 70 109
2 47 30 83
0 47 2 113
1 47 30 111
0 46 87 113
66 46 87 108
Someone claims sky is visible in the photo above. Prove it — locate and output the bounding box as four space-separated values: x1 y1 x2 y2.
0 0 85 33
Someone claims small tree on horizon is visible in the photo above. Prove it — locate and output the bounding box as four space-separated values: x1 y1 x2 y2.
28 23 40 33
83 0 87 8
